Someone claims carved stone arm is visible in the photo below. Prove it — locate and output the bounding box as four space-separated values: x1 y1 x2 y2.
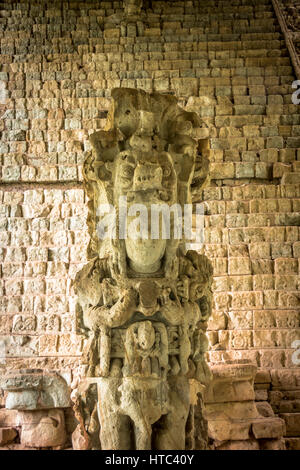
83 288 137 330
159 297 185 325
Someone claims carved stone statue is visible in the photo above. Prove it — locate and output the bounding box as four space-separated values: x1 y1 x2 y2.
72 88 213 450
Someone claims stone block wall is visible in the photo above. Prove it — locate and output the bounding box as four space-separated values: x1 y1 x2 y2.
0 0 299 448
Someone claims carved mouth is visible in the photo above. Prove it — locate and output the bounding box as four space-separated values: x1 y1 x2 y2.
125 188 170 203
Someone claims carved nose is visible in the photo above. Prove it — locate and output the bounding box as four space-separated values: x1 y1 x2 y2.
133 165 162 190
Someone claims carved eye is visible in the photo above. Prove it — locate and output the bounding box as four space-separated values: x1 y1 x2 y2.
121 164 134 179
158 190 170 202
162 165 171 177
125 109 131 115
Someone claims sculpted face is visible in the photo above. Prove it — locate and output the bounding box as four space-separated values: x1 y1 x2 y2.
86 89 208 272
113 146 176 274
136 321 156 350
125 236 166 274
114 150 175 204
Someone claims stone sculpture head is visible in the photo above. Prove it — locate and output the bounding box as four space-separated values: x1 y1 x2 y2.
113 147 175 273
84 88 210 276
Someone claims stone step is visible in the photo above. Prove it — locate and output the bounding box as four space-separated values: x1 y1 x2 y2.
0 0 273 5
6 77 294 95
2 108 300 126
292 162 300 172
206 40 285 50
0 15 277 23
7 32 284 48
0 409 19 427
203 198 300 214
0 426 18 446
2 73 296 92
2 83 297 104
2 67 294 80
1 47 292 65
274 163 299 178
281 172 300 185
2 87 297 110
0 6 277 18
0 50 290 64
215 115 300 127
0 36 285 50
202 183 300 201
204 211 300 227
2 67 295 89
204 246 300 260
277 400 300 413
0 41 287 55
0 30 284 44
1 18 280 28
2 63 294 80
0 32 285 46
0 42 290 59
285 437 300 450
279 413 300 437
0 9 277 18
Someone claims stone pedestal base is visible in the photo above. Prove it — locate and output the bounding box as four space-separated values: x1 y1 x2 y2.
72 376 208 450
205 362 286 450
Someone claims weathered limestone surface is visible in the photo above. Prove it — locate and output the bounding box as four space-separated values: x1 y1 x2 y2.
0 369 71 448
277 0 300 62
72 87 212 450
204 361 286 449
0 426 17 446
19 409 67 448
0 369 71 410
123 0 143 18
0 0 299 449
272 0 300 78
